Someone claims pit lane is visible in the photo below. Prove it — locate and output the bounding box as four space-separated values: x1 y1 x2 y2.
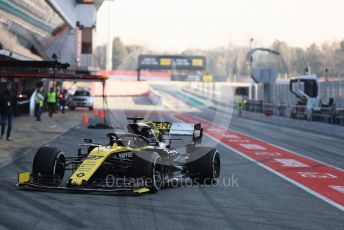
0 108 343 230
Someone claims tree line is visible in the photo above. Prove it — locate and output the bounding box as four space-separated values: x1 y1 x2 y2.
94 37 344 80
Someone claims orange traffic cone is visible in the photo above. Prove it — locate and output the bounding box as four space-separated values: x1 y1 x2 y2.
93 109 98 117
99 110 105 119
83 112 89 124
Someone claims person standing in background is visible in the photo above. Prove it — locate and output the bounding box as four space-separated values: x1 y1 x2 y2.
35 87 44 121
0 82 15 141
59 89 68 114
47 87 57 117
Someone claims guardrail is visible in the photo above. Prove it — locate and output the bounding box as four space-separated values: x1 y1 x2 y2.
183 84 344 126
241 100 344 125
148 88 162 105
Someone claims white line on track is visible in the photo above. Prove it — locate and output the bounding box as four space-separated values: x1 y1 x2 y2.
172 114 344 212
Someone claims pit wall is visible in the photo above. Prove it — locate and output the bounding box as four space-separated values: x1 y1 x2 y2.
174 81 344 138
90 80 151 97
64 80 162 105
180 81 253 106
147 88 162 105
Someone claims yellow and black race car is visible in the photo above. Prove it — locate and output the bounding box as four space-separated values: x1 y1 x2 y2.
17 118 220 194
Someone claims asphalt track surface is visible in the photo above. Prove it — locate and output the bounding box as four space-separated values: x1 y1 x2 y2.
157 86 344 169
0 109 343 229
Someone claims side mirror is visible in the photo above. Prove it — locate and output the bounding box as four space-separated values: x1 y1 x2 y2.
84 138 92 143
107 133 119 145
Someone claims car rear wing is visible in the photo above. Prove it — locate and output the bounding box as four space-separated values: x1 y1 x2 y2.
149 121 203 140
169 123 203 143
126 118 203 143
127 117 145 124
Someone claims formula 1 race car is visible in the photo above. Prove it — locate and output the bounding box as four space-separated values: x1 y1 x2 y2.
17 118 220 194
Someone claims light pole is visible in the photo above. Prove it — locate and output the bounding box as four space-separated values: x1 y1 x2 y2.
106 0 114 72
250 38 254 49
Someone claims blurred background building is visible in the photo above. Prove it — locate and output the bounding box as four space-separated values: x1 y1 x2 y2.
0 0 104 68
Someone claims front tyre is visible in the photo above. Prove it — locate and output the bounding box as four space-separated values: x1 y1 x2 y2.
32 146 65 186
130 151 163 193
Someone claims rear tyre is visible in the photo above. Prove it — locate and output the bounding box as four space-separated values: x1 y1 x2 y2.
89 106 93 111
69 106 75 110
32 146 65 186
187 147 220 184
130 151 163 193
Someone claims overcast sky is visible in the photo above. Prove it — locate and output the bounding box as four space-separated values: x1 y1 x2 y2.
96 0 344 51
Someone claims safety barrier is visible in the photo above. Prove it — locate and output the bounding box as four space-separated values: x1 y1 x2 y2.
148 88 162 105
90 81 151 96
183 84 344 130
241 100 344 125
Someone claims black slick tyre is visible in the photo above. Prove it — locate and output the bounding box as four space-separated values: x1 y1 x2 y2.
187 147 220 184
32 146 65 186
130 151 163 193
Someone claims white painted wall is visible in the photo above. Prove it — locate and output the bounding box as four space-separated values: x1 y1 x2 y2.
44 29 76 66
47 1 96 67
48 0 77 27
49 0 95 28
76 4 95 27
81 54 93 67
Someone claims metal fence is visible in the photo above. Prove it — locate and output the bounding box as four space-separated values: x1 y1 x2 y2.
243 100 344 125
272 79 344 108
184 79 344 126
